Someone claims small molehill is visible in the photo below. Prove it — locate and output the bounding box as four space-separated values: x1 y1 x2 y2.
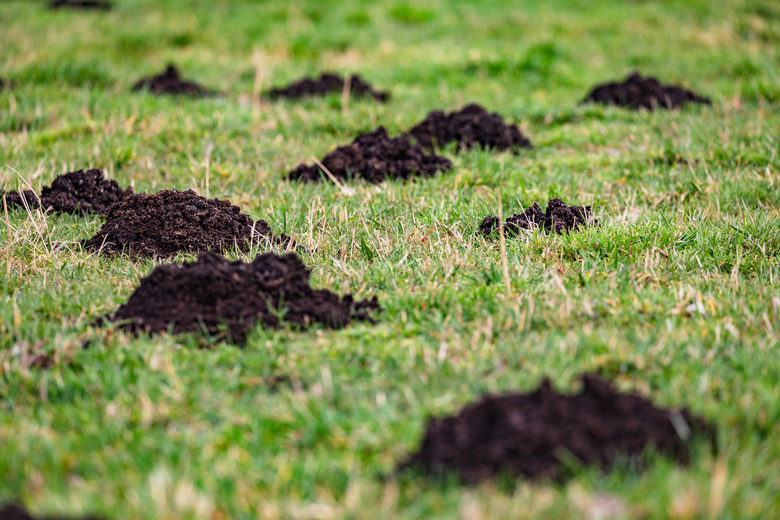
0 503 105 520
399 375 713 483
583 72 711 110
407 103 532 152
479 198 594 236
2 169 131 215
81 189 287 259
49 0 112 9
288 127 452 184
267 72 389 102
132 64 213 97
107 251 380 342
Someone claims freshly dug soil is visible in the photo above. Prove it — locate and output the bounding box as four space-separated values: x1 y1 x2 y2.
2 169 132 215
399 375 713 483
0 503 105 520
267 72 389 102
132 64 213 97
288 127 452 184
479 198 594 235
108 251 380 342
583 72 711 110
81 189 286 259
49 0 112 9
407 103 532 152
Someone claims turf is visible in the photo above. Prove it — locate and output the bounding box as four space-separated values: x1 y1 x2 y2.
1 0 779 518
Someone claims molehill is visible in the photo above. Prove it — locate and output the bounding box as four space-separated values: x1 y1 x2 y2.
267 72 389 102
49 0 112 9
479 198 595 236
132 64 214 97
583 72 711 110
0 503 105 520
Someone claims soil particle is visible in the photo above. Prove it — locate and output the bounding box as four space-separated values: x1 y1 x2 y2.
0 503 105 520
479 198 595 236
288 127 452 184
81 189 286 259
2 169 132 215
49 0 112 9
267 72 389 102
407 103 532 152
399 375 713 483
583 72 711 110
108 251 380 342
132 64 213 97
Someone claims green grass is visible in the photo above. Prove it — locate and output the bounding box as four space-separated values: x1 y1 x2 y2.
1 0 779 518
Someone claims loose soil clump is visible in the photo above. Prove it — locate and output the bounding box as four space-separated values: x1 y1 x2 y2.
583 72 711 110
267 72 389 102
479 198 594 236
399 375 713 483
288 127 452 184
0 503 105 520
108 251 380 342
49 0 112 9
407 103 532 152
81 189 286 259
2 169 132 215
132 64 213 97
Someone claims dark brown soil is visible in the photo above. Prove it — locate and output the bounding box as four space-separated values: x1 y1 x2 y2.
399 375 713 483
108 251 380 342
131 64 213 97
267 72 389 102
288 127 452 184
583 72 711 110
407 103 532 152
49 0 112 9
2 169 132 215
81 189 286 259
479 198 595 236
0 503 105 520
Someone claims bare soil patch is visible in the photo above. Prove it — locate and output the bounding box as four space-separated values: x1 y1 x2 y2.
479 198 595 236
407 103 532 152
288 127 452 184
107 252 380 343
81 189 287 259
131 65 213 97
2 169 131 215
399 375 713 483
583 72 711 110
267 72 389 102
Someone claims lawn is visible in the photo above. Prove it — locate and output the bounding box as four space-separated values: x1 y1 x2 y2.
1 0 779 518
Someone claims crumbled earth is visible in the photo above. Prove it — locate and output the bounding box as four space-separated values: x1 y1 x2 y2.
479 198 595 235
267 72 389 102
288 127 452 184
0 503 105 520
3 169 131 215
399 375 713 483
108 251 380 342
583 72 711 110
131 64 213 97
49 0 112 9
407 103 532 152
81 189 286 259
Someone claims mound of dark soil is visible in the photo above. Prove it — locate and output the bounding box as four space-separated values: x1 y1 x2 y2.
267 72 389 102
81 189 286 259
132 65 213 97
0 503 105 520
399 375 713 483
49 0 112 9
108 251 379 342
479 198 594 236
288 127 452 184
407 103 532 152
2 169 131 215
583 72 711 110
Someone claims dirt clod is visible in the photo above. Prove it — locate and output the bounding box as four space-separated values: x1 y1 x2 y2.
3 169 132 215
132 64 213 97
583 72 711 110
267 72 389 102
108 251 380 342
399 375 713 483
81 189 286 259
288 127 452 184
407 103 532 152
49 0 111 9
480 198 594 236
0 503 105 520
